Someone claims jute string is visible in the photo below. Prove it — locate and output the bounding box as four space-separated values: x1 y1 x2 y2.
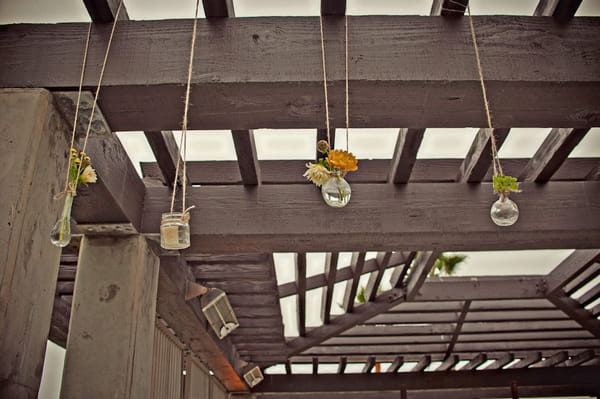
56 0 124 199
169 0 200 217
318 14 351 151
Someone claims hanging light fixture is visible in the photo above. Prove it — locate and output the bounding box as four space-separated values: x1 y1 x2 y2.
185 281 239 339
242 363 264 388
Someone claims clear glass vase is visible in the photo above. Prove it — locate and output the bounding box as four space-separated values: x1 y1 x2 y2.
50 193 74 247
160 212 191 249
490 194 519 226
321 173 351 208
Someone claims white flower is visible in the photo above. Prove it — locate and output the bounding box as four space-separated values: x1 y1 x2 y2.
303 163 331 187
80 165 97 184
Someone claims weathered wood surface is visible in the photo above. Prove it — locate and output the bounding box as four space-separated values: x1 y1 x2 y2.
232 130 261 185
2 17 599 129
141 158 600 185
143 131 181 187
388 129 425 184
456 128 510 183
141 182 600 253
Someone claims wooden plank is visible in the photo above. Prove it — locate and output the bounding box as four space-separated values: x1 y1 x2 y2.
386 356 403 373
547 292 600 339
406 251 441 300
337 357 347 374
431 0 468 16
362 357 376 374
143 131 181 187
312 357 319 375
461 353 487 371
483 353 514 370
83 0 129 22
253 366 600 393
586 164 600 180
364 252 392 302
564 262 600 295
456 128 510 183
436 355 459 371
141 158 600 185
545 250 600 294
203 0 235 17
388 129 425 184
3 17 600 130
231 129 260 185
342 252 366 313
563 349 595 367
578 283 600 307
389 252 416 288
321 252 338 324
519 128 590 182
412 356 432 372
532 351 569 367
296 253 307 336
321 0 346 16
534 0 583 22
444 300 471 359
507 352 542 369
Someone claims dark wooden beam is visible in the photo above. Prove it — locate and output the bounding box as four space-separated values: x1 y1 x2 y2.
389 252 416 288
141 158 600 185
3 17 599 130
156 255 247 391
285 360 292 375
545 250 600 294
444 301 471 359
387 356 404 373
461 353 487 370
143 131 181 187
507 352 542 369
362 356 376 374
484 353 514 370
203 0 235 17
431 0 468 16
412 355 432 372
253 366 600 393
547 292 600 339
364 252 393 302
586 164 600 180
563 349 595 367
312 357 319 375
456 128 510 183
321 252 338 324
342 252 366 313
296 253 307 337
406 252 440 300
83 0 129 22
231 129 261 185
519 128 589 182
564 262 600 296
388 129 425 184
436 355 459 371
534 0 583 22
337 357 347 374
321 0 346 16
578 283 600 307
533 351 569 367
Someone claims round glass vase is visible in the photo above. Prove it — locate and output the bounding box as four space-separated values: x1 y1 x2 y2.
50 193 74 247
160 212 191 250
490 194 519 227
321 173 351 208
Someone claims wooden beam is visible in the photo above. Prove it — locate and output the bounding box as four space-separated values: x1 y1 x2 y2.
82 0 129 22
519 128 590 182
386 356 404 373
436 355 459 371
364 252 392 302
412 355 432 372
534 0 583 22
461 353 487 370
203 0 235 17
312 357 319 375
337 357 347 374
143 131 181 187
142 182 600 253
547 292 600 339
532 351 569 367
563 261 600 296
253 366 600 393
388 129 425 184
406 251 440 300
232 129 261 185
545 249 600 294
321 0 346 16
444 301 471 359
3 17 599 130
389 252 416 288
507 352 542 369
484 353 515 370
321 252 338 324
456 128 510 183
431 0 468 16
563 349 595 367
156 255 248 392
296 253 307 337
285 288 406 356
342 252 366 313
362 356 376 374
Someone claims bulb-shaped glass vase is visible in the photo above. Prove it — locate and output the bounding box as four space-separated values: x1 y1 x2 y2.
321 173 351 208
50 193 74 247
490 194 519 226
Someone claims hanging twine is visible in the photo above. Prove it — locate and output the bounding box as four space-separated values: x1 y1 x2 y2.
169 0 200 218
318 15 332 147
56 0 124 199
344 14 350 152
466 4 504 176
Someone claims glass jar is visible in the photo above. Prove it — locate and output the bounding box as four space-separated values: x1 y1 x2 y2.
321 173 351 208
160 212 191 249
50 192 74 247
490 195 519 226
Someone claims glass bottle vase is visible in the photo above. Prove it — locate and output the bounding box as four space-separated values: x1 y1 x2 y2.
321 173 352 208
490 194 519 226
160 212 191 249
50 193 74 247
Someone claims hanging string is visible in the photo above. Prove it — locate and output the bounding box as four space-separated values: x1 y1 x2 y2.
466 4 503 176
344 14 349 152
169 0 200 216
318 14 332 147
56 23 92 199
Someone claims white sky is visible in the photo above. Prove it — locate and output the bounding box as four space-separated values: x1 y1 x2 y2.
2 0 598 396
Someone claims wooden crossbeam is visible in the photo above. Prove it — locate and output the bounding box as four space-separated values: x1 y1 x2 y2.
342 252 366 313
456 128 510 183
444 301 471 359
462 353 487 370
203 0 235 17
484 353 514 370
534 0 583 22
364 252 393 302
321 252 338 324
296 253 307 337
406 252 440 300
564 262 600 296
436 355 459 371
578 283 600 307
3 17 599 130
532 351 568 367
253 366 600 393
389 252 416 288
431 0 468 16
337 357 347 374
388 129 425 184
545 249 600 294
82 0 129 22
519 128 590 182
143 131 181 187
231 130 261 185
312 357 319 374
321 0 346 16
387 356 403 373
547 292 600 339
412 355 432 372
507 352 542 369
563 349 595 367
362 356 376 374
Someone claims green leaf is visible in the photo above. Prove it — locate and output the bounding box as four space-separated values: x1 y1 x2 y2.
493 174 520 195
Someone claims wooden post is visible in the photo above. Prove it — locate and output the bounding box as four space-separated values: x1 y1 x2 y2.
60 235 159 399
0 89 70 398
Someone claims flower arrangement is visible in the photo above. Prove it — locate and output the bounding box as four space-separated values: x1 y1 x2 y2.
304 140 358 207
50 148 97 247
492 174 520 198
490 174 520 226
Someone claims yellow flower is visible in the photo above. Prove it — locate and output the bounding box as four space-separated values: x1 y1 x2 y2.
303 163 331 187
80 165 97 184
327 149 358 172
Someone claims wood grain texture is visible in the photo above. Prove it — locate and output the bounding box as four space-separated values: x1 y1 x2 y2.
2 17 599 129
388 129 425 184
141 182 600 253
456 128 510 183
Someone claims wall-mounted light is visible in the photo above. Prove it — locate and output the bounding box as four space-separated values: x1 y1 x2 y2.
243 363 264 388
186 281 239 339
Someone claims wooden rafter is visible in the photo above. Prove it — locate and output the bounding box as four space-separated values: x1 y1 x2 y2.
82 0 129 22
533 351 568 367
484 353 514 370
143 131 181 187
456 128 510 183
3 17 599 130
387 356 404 373
321 0 346 16
431 0 468 16
388 129 425 184
389 252 417 288
412 355 432 372
362 356 376 374
545 249 600 294
203 0 235 17
296 253 307 336
405 251 440 300
231 130 261 185
337 357 347 374
342 252 366 313
547 292 600 339
519 128 590 182
462 353 487 370
364 252 393 302
508 352 542 369
444 300 471 359
534 0 583 21
436 355 459 371
320 252 339 325
564 349 595 367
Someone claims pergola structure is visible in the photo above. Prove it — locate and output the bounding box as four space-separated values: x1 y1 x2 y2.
0 0 599 398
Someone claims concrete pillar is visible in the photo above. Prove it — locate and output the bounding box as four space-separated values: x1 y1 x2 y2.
60 235 159 399
0 89 70 398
